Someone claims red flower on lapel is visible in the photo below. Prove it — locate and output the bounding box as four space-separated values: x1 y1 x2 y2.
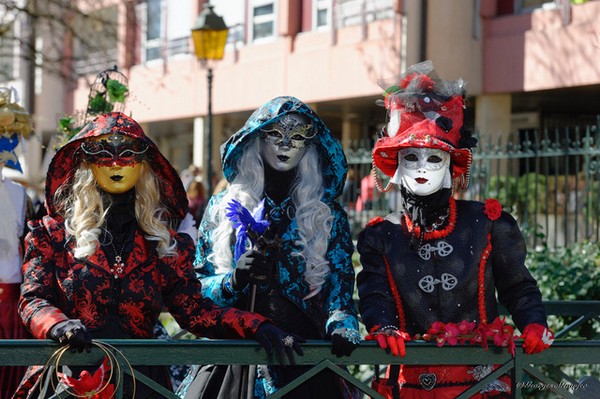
483 198 502 221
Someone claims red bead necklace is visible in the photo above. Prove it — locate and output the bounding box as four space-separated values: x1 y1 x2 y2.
403 197 457 240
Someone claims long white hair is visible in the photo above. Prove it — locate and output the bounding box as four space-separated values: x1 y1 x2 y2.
55 161 178 259
207 139 333 298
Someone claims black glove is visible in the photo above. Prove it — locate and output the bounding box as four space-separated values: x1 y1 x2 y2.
331 329 361 358
254 322 304 366
232 249 274 290
48 319 92 353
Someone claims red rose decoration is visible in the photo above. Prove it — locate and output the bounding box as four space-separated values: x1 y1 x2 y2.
483 198 502 221
476 317 516 356
420 318 517 357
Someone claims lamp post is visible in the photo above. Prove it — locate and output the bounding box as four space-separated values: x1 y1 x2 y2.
191 3 228 196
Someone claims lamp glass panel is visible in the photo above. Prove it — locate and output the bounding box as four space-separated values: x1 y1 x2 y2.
192 29 229 60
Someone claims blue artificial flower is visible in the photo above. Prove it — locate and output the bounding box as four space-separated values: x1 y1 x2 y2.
226 199 270 261
0 134 22 172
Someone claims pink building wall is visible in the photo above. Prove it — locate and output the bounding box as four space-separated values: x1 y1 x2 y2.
71 7 403 123
62 0 600 176
483 0 600 93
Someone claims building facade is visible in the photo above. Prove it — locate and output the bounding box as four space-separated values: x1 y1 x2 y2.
3 0 599 194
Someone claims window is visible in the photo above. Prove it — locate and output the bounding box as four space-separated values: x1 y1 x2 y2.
144 0 163 61
72 6 118 76
335 0 394 28
138 0 195 63
518 0 558 12
165 0 193 57
313 0 332 30
250 0 276 42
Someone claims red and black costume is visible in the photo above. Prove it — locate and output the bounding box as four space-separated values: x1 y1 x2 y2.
13 113 268 398
358 198 547 335
357 198 547 397
356 61 552 398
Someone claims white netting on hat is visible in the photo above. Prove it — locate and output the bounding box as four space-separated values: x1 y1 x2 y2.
377 60 465 114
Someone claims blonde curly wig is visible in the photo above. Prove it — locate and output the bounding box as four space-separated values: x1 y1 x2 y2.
55 161 177 259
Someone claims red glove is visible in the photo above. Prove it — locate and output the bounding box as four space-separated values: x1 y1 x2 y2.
366 326 411 357
520 323 554 354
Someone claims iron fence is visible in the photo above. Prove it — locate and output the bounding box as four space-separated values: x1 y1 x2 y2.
2 301 598 399
344 118 600 248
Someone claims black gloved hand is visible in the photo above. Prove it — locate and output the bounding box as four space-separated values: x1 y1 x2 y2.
254 322 304 366
232 249 274 290
48 319 92 353
331 329 361 358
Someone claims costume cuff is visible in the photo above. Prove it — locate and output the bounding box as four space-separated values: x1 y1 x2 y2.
332 327 362 345
222 272 238 298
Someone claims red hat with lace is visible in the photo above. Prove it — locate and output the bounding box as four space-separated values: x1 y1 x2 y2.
372 61 477 190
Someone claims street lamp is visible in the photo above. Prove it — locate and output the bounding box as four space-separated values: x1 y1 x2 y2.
191 3 229 196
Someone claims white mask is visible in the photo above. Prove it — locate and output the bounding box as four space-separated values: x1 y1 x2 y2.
391 148 451 196
259 134 308 172
259 114 312 172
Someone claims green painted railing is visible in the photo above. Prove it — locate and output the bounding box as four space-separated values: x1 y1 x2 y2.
2 301 598 398
1 339 599 398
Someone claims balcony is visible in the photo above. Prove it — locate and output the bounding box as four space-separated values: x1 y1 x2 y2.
482 0 600 93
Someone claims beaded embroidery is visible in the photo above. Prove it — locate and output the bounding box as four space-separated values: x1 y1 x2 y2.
403 197 457 240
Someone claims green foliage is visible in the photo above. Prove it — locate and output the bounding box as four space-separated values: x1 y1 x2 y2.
526 240 600 302
57 115 74 132
526 236 600 345
57 116 80 140
523 239 600 397
85 79 128 115
88 93 114 114
487 175 518 209
106 78 129 104
517 173 548 214
53 115 82 149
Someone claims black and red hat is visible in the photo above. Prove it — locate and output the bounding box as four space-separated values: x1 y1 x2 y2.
372 61 477 184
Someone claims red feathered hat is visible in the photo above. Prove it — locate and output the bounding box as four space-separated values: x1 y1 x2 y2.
372 61 476 186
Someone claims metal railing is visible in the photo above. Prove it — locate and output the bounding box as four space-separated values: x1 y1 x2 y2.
344 119 600 247
2 340 599 399
2 301 598 399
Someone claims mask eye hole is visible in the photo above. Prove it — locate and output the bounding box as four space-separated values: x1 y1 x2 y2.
264 130 283 140
263 130 283 143
404 153 419 162
96 150 113 158
86 149 114 161
427 155 443 163
119 150 136 158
